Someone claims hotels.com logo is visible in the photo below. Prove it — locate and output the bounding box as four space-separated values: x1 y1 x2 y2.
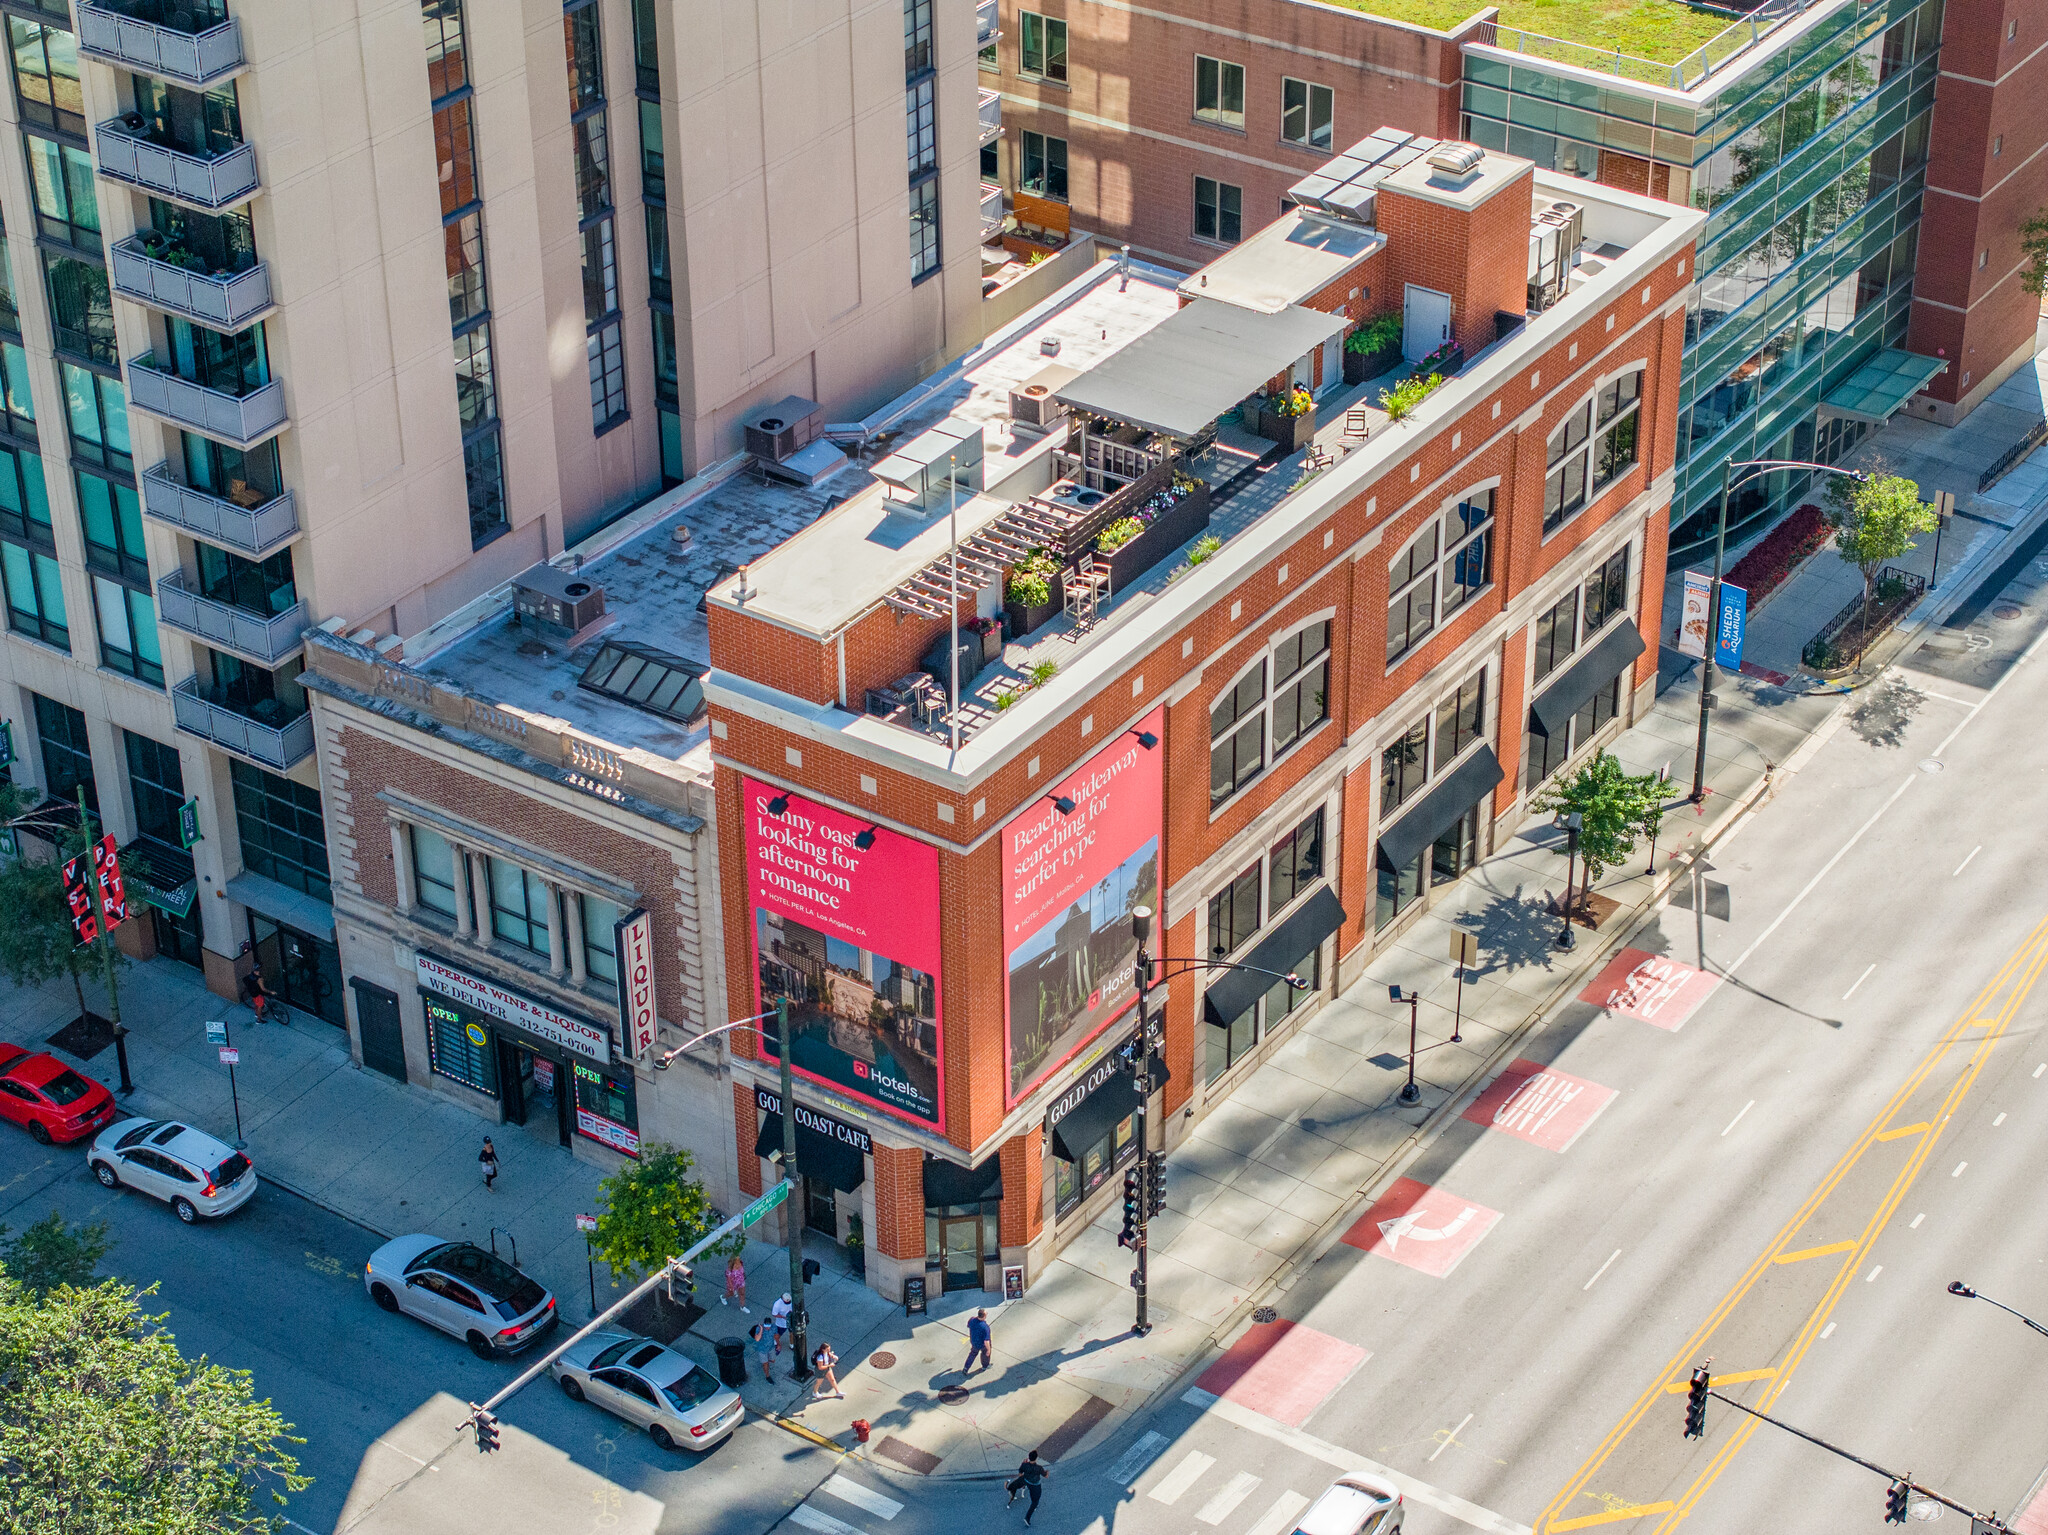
854 1062 870 1079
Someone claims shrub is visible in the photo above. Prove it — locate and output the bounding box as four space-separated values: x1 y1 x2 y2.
1096 516 1144 554
1723 502 1827 605
1345 313 1403 356
1379 372 1443 421
1029 659 1059 687
1186 534 1221 566
1005 547 1059 607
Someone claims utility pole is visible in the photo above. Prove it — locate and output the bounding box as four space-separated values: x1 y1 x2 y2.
774 995 811 1382
1128 907 1164 1336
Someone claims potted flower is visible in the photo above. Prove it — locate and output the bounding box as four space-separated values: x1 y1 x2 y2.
1418 337 1464 377
1257 384 1317 449
966 614 1003 664
1003 548 1065 638
845 1215 865 1279
1343 313 1404 384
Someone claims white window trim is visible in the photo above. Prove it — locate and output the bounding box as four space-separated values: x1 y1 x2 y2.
1207 611 1337 820
1017 10 1067 82
1542 365 1646 541
1385 482 1499 670
1280 76 1333 150
1193 54 1246 129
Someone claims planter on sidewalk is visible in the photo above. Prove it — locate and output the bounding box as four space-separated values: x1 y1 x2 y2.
1802 566 1926 675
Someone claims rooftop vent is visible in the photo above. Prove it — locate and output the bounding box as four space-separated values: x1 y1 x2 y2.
1424 142 1486 178
743 395 822 464
512 562 606 643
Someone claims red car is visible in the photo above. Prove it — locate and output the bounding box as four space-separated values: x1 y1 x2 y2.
0 1044 118 1144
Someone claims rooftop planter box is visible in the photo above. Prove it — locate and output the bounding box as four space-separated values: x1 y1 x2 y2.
1418 339 1464 377
1257 399 1316 450
1092 475 1211 591
1343 314 1404 385
1003 555 1066 638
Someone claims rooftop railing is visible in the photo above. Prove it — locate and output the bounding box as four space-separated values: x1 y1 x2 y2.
1472 0 1820 92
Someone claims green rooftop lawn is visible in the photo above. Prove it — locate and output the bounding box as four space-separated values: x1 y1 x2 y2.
1316 0 1736 64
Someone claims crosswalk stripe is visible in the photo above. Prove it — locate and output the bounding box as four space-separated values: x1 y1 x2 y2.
1196 1471 1262 1525
1148 1449 1217 1504
1244 1489 1312 1535
1106 1430 1169 1485
792 1505 862 1535
821 1476 902 1521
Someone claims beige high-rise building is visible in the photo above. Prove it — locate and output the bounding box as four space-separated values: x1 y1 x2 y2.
0 0 985 1014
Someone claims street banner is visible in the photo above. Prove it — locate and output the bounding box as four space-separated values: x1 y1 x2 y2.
1715 583 1747 672
613 907 658 1060
1677 570 1711 658
62 834 129 943
178 799 202 847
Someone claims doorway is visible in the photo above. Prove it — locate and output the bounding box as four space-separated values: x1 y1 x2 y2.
937 1214 981 1291
494 1036 570 1147
248 914 344 1026
350 979 407 1083
151 902 205 971
1403 284 1452 362
804 1176 838 1239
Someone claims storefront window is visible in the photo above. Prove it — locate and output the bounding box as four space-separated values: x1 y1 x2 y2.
581 893 622 985
425 994 497 1095
572 1058 639 1154
1054 1109 1135 1217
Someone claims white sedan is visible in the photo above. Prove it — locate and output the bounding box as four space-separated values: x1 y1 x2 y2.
1294 1474 1404 1535
89 1118 257 1223
551 1329 745 1451
364 1234 559 1358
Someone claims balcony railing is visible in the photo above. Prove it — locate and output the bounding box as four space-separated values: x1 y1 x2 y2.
980 182 1004 241
127 353 286 447
979 88 1001 146
77 2 244 90
172 676 314 769
94 118 259 211
141 461 297 558
156 569 307 665
977 0 998 47
110 237 271 329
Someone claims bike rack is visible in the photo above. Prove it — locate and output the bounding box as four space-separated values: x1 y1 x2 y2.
489 1227 518 1266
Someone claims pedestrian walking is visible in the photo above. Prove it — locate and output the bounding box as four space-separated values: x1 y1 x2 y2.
748 1322 775 1383
478 1137 499 1192
770 1291 792 1353
1005 1450 1049 1524
964 1307 993 1376
723 1253 749 1311
810 1342 842 1399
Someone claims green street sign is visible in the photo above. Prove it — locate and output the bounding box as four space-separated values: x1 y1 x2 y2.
0 719 13 769
741 1180 792 1227
178 799 202 848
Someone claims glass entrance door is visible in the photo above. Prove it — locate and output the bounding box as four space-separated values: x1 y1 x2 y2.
804 1177 838 1239
940 1215 981 1291
248 914 344 1026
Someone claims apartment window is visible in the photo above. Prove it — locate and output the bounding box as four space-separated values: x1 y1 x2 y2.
1019 12 1067 81
44 254 113 368
904 0 933 76
1194 56 1245 129
1545 369 1642 535
906 77 938 180
7 18 82 139
1210 620 1330 810
582 894 624 986
76 472 147 584
487 857 553 957
166 316 269 397
1268 806 1326 914
445 211 486 326
1021 130 1067 201
34 695 95 811
432 93 480 220
645 205 670 304
909 178 941 281
1208 859 1261 959
1194 176 1241 245
638 98 664 199
179 432 280 505
1530 588 1578 684
230 760 329 902
63 365 131 477
124 731 185 847
1 539 66 649
92 577 162 687
652 308 677 406
1380 717 1428 816
196 543 296 618
1386 488 1495 666
453 317 499 420
464 427 506 546
409 824 461 918
580 219 618 325
1593 372 1641 490
0 342 34 442
571 112 612 220
0 234 14 336
588 320 627 428
423 0 468 96
24 137 97 254
1434 670 1486 767
1581 545 1631 636
1281 78 1332 150
0 439 50 546
566 0 602 109
631 0 658 92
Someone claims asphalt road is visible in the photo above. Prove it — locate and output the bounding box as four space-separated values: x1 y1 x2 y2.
0 1142 840 1534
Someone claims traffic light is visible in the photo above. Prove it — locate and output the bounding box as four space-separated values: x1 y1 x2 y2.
1885 1482 1909 1524
473 1408 500 1454
1683 1368 1709 1439
1145 1155 1167 1218
1118 1169 1141 1247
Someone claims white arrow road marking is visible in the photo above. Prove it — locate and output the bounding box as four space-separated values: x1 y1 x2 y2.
1379 1205 1479 1250
1147 1449 1216 1504
821 1476 901 1520
1196 1471 1262 1524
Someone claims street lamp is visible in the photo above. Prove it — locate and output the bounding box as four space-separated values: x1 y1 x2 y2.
1691 459 1870 803
1553 810 1582 951
653 1001 812 1382
1127 905 1306 1335
1948 1281 2048 1340
1389 985 1422 1104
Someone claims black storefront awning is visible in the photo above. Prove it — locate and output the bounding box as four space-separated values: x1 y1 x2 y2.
923 1154 1004 1207
118 836 198 917
1203 886 1347 1026
754 1113 867 1192
1375 744 1505 873
1530 620 1646 738
1049 1052 1170 1163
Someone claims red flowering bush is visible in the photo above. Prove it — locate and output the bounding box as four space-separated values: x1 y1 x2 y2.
1725 502 1828 606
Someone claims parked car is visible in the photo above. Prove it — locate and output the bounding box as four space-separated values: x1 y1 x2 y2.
1294 1474 1404 1535
0 1044 117 1145
364 1235 559 1359
88 1118 257 1222
550 1329 745 1452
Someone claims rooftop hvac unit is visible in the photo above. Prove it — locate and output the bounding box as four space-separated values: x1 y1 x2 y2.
1010 362 1079 433
742 395 822 463
512 563 606 642
1538 200 1585 260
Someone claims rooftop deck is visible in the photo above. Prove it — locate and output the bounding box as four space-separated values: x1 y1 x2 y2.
1319 0 1734 62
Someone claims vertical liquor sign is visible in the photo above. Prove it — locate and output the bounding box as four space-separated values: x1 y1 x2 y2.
614 907 657 1060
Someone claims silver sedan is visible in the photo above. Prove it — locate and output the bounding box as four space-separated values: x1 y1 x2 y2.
550 1329 745 1451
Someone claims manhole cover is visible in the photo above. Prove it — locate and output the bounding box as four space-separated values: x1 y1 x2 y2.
1994 603 2024 619
937 1386 969 1404
868 1352 896 1370
1252 1306 1278 1323
1918 758 1945 774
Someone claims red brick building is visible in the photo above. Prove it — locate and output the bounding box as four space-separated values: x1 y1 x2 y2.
708 144 1702 1299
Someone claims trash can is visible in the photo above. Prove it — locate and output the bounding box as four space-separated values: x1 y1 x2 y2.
714 1336 748 1388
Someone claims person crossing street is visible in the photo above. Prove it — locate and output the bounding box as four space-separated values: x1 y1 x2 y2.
1005 1450 1049 1524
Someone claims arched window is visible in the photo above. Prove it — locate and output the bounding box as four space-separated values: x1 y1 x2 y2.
1544 369 1643 536
1209 619 1332 810
1386 487 1495 666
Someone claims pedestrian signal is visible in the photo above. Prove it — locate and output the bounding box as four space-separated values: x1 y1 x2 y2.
474 1408 500 1454
1145 1156 1167 1218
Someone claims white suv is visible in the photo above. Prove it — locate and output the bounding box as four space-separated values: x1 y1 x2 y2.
89 1118 258 1223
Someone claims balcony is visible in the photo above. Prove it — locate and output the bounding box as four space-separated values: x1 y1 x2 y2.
77 2 245 91
979 88 1001 147
141 461 297 559
127 352 287 447
980 182 1004 242
172 675 314 769
156 569 306 665
94 117 259 212
111 237 271 329
977 0 998 47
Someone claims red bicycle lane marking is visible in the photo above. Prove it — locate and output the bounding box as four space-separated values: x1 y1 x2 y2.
1192 1319 1370 1427
1463 1059 1616 1153
1580 947 1721 1031
1340 1176 1501 1278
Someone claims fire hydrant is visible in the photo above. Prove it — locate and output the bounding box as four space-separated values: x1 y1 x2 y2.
851 1419 872 1444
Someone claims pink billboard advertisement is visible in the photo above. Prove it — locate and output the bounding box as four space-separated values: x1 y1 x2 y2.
1002 706 1165 1105
744 780 944 1131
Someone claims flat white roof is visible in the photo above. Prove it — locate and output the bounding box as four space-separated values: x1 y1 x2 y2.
1178 211 1385 316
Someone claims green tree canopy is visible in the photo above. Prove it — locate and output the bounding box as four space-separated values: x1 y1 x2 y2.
587 1142 741 1286
2021 207 2048 297
0 1270 308 1535
1532 751 1669 889
0 841 114 1023
1828 469 1934 620
0 1212 112 1295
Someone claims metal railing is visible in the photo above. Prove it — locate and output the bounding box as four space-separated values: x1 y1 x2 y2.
980 181 1003 241
979 87 1001 145
156 569 307 665
171 676 315 770
76 2 243 90
1979 416 2048 493
127 352 287 446
94 118 259 210
140 461 298 559
1472 0 1818 91
110 237 270 329
976 0 998 47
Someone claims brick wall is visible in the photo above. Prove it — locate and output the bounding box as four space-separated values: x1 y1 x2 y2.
998 1128 1044 1246
734 1083 762 1197
1377 166 1534 360
871 1143 926 1261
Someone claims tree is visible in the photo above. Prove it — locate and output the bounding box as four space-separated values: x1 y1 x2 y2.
0 1212 113 1295
0 1270 308 1535
1828 470 1933 651
2022 207 2048 297
1532 751 1668 895
587 1142 741 1287
0 841 113 1024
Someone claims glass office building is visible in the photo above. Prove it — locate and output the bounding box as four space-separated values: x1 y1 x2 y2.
1461 0 1944 559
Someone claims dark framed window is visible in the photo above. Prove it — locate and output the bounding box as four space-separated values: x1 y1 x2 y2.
1208 944 1317 1083
571 111 611 220
422 0 469 98
425 994 498 1095
909 178 940 281
1380 717 1428 815
206 650 309 726
1018 12 1066 81
24 135 98 255
906 77 937 180
1194 175 1241 244
2 539 66 649
432 92 480 219
1209 663 1266 809
131 77 242 158
1434 670 1486 766
1268 806 1325 914
464 423 507 547
631 0 658 93
903 0 933 77
8 18 82 139
638 97 664 199
1207 858 1260 959
1271 620 1329 756
651 308 676 407
197 543 296 618
63 364 131 476
453 321 497 430
0 233 14 336
487 856 551 956
165 316 269 396
587 317 627 428
1531 589 1578 684
124 731 186 846
1052 1107 1135 1216
1281 78 1332 149
147 199 257 274
0 438 51 545
581 894 623 987
1581 544 1630 635
44 254 114 367
230 759 330 903
644 204 670 304
92 576 162 687
1545 370 1643 535
408 823 461 918
1376 848 1424 931
581 217 618 323
33 693 94 812
445 210 487 326
76 471 148 584
1544 399 1592 534
1021 129 1067 202
1194 55 1245 128
180 431 281 503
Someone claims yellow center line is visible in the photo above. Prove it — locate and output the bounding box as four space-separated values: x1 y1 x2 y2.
1660 1369 1776 1394
1874 1122 1930 1142
1551 1505 1678 1531
1770 1241 1858 1264
1534 911 2048 1534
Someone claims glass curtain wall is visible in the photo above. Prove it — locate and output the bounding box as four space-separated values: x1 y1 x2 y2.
566 0 628 432
631 0 680 483
1462 0 1941 557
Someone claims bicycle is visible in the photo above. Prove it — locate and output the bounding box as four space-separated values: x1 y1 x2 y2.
250 993 291 1027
